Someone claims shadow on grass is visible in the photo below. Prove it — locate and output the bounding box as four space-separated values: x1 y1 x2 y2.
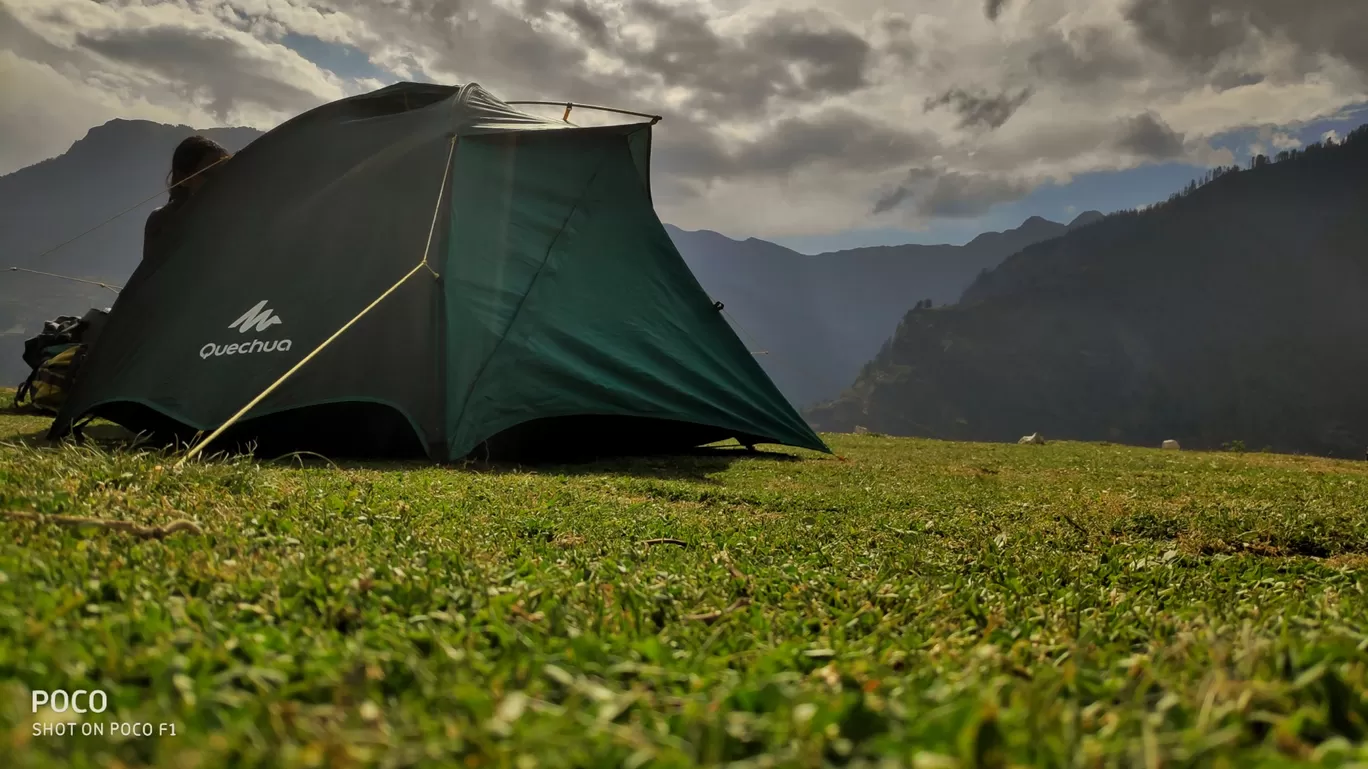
277 445 807 482
3 423 158 451
463 446 805 482
4 417 811 482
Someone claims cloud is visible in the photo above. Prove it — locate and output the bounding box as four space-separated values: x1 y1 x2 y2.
874 166 1033 218
1026 25 1145 86
0 50 113 176
1270 131 1301 150
607 3 877 118
76 25 343 120
0 0 1366 237
0 3 225 174
925 87 1033 130
1122 0 1254 72
1116 111 1185 159
666 107 937 182
1123 0 1368 78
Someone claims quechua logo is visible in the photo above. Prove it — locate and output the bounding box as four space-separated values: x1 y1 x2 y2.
200 301 293 359
229 300 282 334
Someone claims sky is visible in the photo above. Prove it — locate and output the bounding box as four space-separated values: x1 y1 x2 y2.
1 0 1367 254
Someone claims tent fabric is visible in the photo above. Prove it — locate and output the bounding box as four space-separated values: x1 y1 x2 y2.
50 82 830 460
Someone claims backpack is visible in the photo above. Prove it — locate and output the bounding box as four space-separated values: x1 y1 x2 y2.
12 309 108 414
15 345 88 413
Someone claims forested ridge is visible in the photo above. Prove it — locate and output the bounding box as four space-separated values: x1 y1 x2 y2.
808 124 1368 457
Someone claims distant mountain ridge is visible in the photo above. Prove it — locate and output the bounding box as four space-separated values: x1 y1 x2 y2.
1 117 1089 400
3 119 262 279
809 124 1368 457
669 212 1102 405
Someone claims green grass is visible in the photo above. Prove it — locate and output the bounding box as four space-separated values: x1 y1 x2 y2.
3 401 1368 768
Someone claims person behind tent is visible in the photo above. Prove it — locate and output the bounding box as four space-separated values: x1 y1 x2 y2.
6 140 228 411
143 135 232 261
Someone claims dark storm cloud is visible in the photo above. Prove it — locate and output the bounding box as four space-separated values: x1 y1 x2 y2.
1124 0 1368 75
76 25 325 118
924 87 1033 130
985 0 1010 21
1115 111 1185 159
874 167 1031 218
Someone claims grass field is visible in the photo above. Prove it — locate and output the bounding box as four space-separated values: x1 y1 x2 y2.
3 401 1368 768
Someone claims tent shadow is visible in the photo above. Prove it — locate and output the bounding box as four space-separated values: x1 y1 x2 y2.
462 446 805 482
3 416 811 482
273 445 806 482
3 428 51 448
3 423 155 452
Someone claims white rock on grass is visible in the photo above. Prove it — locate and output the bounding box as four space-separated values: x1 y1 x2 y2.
1162 440 1180 450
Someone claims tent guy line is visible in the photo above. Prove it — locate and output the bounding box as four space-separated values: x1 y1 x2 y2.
7 267 122 293
15 155 231 270
176 135 460 466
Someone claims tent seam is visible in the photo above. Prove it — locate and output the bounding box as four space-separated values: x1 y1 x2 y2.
434 136 460 459
446 139 616 455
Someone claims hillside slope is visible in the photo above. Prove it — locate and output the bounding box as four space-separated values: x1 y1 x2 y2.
669 214 1094 406
809 125 1368 457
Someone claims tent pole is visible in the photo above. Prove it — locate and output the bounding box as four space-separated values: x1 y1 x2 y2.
506 100 663 123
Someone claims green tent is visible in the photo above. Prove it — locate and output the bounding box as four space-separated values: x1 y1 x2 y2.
50 82 830 461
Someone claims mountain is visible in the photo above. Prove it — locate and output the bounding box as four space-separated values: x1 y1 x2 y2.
808 125 1368 457
1 119 261 384
668 213 1097 406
